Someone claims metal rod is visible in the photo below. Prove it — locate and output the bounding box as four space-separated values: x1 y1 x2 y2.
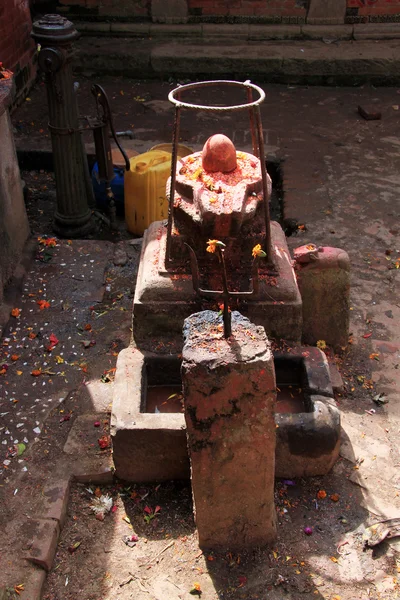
218 248 232 338
245 81 258 158
166 104 181 264
168 79 265 113
255 105 273 266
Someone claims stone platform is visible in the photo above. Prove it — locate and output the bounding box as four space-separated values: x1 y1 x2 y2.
133 219 302 347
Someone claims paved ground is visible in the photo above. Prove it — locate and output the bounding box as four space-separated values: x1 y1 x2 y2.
0 78 399 598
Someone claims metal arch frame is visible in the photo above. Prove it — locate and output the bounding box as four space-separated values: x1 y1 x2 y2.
166 79 272 266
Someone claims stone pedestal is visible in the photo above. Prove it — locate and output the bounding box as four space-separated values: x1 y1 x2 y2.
294 245 350 351
181 311 277 550
133 220 302 348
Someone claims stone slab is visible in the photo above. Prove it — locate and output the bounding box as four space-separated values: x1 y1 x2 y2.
302 25 353 40
307 0 346 23
75 36 400 85
328 359 345 394
24 518 60 572
354 24 400 40
248 25 301 40
151 0 188 24
63 414 114 483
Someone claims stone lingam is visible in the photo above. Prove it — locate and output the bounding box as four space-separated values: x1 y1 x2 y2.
133 81 302 348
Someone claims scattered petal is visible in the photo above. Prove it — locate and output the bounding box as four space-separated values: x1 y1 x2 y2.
98 435 111 449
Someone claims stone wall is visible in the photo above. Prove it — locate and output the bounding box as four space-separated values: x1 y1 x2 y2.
186 0 308 20
58 0 151 18
0 0 37 106
346 0 400 22
0 80 30 305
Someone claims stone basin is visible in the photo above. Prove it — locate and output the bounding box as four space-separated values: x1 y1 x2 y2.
111 345 340 481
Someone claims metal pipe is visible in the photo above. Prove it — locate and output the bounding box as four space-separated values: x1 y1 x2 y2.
31 14 94 238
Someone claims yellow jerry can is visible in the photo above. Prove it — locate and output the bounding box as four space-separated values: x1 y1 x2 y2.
124 150 172 235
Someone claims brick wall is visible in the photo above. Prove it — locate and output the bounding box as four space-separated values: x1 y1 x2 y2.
346 0 400 22
58 0 152 18
0 0 36 106
187 0 308 18
57 0 308 22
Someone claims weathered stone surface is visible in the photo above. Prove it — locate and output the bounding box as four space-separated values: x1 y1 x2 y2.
0 83 30 304
328 359 345 394
307 0 346 24
294 245 350 351
111 347 189 482
63 414 114 483
358 105 382 121
151 0 188 24
301 25 353 40
275 395 340 478
133 220 302 346
25 519 60 572
113 243 128 266
182 311 277 550
42 478 71 529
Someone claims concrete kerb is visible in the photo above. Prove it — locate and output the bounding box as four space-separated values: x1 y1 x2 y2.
20 463 116 597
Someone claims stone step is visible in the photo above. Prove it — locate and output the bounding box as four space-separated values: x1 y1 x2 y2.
74 37 400 86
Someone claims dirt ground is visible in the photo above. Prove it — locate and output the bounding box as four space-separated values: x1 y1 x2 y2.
0 78 399 599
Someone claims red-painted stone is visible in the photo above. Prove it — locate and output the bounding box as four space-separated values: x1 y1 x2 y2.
201 134 237 173
294 245 350 351
181 311 277 550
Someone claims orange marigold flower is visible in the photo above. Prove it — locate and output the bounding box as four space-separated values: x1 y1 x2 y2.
37 300 50 310
206 239 225 254
38 236 57 247
11 308 20 318
317 489 327 500
252 244 267 258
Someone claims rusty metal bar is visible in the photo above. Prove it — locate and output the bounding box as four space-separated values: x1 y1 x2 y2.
166 104 181 263
245 80 258 158
254 105 273 266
